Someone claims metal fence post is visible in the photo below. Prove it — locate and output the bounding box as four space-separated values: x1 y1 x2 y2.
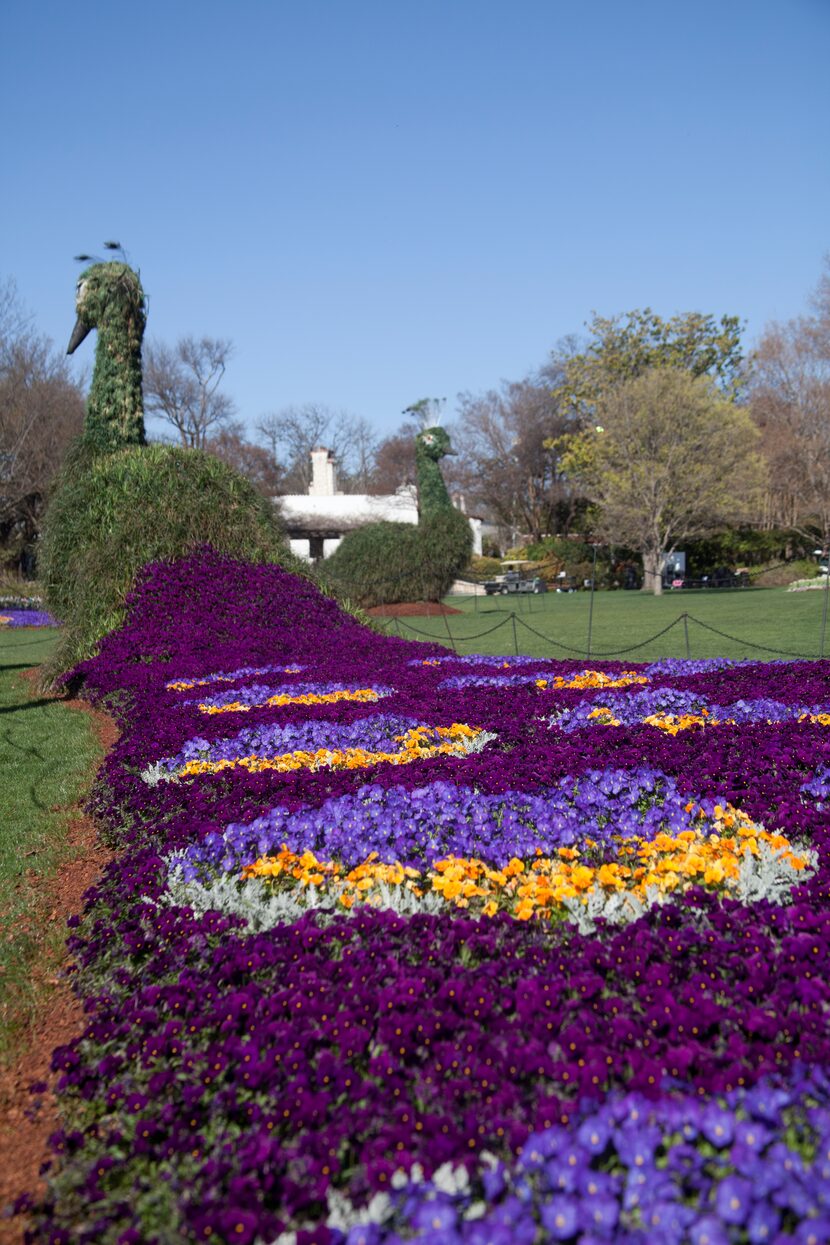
586 545 598 659
442 608 457 653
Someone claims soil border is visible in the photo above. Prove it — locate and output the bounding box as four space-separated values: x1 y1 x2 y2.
0 672 117 1244
366 601 463 617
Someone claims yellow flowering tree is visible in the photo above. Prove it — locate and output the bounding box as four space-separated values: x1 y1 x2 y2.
558 368 766 594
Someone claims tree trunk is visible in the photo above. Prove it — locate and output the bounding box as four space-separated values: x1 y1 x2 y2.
642 549 663 595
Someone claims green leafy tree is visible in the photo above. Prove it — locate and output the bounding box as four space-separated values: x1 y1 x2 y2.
559 368 765 594
557 308 745 421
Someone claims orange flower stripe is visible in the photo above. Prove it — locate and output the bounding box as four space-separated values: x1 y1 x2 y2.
586 706 830 734
239 805 811 921
587 706 721 732
166 667 301 691
176 723 482 778
198 688 382 714
536 670 650 691
0 615 12 626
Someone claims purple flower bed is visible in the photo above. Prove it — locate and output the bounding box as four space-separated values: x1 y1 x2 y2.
21 549 830 1243
0 608 58 627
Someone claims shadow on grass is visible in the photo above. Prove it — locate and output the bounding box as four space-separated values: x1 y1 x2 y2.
0 698 58 716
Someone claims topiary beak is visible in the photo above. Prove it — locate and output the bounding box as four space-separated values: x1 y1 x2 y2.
67 316 92 354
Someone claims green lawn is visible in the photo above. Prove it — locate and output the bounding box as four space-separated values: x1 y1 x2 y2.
376 585 830 661
0 628 103 1061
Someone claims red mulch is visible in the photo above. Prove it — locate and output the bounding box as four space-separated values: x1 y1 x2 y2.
366 601 463 617
0 673 118 1244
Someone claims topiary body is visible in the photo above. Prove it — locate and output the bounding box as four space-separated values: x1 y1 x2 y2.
323 424 472 608
68 262 146 452
41 443 295 679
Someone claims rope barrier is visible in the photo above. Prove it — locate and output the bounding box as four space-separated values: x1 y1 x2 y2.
384 608 824 661
683 615 818 659
575 617 687 658
384 614 515 642
512 615 600 655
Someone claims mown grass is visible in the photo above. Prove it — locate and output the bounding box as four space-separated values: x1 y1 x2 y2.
377 585 830 661
0 628 103 1061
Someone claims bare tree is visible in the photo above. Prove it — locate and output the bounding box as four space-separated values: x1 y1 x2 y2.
205 420 285 497
0 278 85 570
143 336 235 449
368 416 421 493
750 258 830 547
0 278 30 357
454 368 578 543
257 403 378 493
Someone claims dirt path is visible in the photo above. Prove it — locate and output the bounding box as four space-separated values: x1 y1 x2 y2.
0 677 117 1244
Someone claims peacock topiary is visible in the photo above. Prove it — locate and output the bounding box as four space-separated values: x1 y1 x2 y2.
41 255 294 681
322 421 472 608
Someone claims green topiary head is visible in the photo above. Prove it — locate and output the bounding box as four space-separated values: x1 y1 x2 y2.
69 262 146 348
415 425 455 463
68 261 146 453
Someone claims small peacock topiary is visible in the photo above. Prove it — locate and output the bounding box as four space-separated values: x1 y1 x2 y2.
42 256 295 681
322 422 472 608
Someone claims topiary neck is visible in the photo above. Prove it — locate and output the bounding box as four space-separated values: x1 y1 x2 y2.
416 436 453 520
85 302 146 452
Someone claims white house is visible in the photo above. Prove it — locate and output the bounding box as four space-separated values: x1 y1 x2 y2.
276 448 482 561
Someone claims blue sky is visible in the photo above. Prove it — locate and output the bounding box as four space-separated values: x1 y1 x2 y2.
2 0 828 441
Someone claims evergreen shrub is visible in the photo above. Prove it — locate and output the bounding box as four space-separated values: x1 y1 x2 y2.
40 442 296 680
